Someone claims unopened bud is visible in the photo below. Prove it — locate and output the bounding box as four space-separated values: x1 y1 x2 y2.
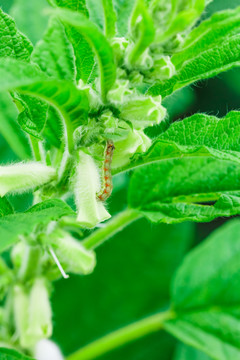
107 80 132 104
112 129 151 168
27 278 52 342
74 150 111 228
48 229 96 275
13 284 29 348
0 162 56 197
120 95 166 129
148 55 175 80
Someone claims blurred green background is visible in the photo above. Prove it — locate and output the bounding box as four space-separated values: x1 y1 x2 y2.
0 0 239 359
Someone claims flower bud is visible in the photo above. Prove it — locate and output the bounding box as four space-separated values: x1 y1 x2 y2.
13 284 30 348
147 55 175 80
112 129 151 169
74 150 111 228
35 339 64 360
78 80 102 111
111 37 129 65
120 95 166 129
107 80 132 104
47 229 96 275
11 241 26 269
27 278 52 342
0 162 56 197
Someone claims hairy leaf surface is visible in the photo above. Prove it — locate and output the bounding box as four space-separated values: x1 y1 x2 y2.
148 34 240 97
0 199 74 252
116 111 240 174
32 17 76 81
128 157 240 223
165 220 240 359
0 58 89 138
52 8 116 99
0 8 32 61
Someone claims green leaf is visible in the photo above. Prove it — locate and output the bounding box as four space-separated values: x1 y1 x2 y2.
172 7 240 69
118 111 240 174
0 199 74 253
0 58 89 149
51 8 116 98
112 0 136 36
128 0 155 66
47 0 94 82
0 348 35 360
148 34 240 98
12 92 48 140
0 197 14 217
32 17 76 81
43 106 64 148
0 8 33 61
164 219 240 360
0 92 31 159
128 157 240 223
10 0 49 45
102 0 117 38
174 343 211 360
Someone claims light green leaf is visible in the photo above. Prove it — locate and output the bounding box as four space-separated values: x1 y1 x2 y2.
164 219 240 359
0 58 89 150
0 199 74 253
0 92 31 159
52 8 116 99
172 7 240 69
0 348 35 360
47 0 94 82
43 107 63 148
128 157 240 223
10 0 49 45
0 8 33 61
128 0 155 66
32 17 76 81
115 111 240 174
102 0 117 38
148 34 240 98
12 92 48 140
112 0 136 36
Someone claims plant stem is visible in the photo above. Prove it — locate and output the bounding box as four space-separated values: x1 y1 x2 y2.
29 135 41 161
83 208 142 250
67 309 174 360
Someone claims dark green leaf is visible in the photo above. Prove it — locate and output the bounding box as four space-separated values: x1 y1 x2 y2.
52 8 116 99
164 219 240 360
0 348 35 360
0 197 14 217
0 199 74 252
128 157 240 223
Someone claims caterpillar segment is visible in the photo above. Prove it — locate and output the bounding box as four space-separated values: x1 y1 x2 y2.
97 140 115 202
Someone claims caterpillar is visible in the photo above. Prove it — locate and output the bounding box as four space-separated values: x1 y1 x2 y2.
97 140 115 202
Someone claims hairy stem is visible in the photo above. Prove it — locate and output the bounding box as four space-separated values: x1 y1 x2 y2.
67 309 174 360
29 135 41 161
83 208 142 250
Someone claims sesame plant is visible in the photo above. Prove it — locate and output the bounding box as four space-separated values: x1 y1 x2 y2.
0 0 240 359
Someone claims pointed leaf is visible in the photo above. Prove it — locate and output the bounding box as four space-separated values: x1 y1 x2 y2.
128 157 240 223
148 34 240 97
0 199 74 252
117 111 240 174
102 0 117 38
32 17 76 81
52 8 116 99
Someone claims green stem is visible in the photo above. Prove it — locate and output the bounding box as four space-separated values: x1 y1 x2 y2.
83 208 142 250
29 135 41 161
67 310 174 360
